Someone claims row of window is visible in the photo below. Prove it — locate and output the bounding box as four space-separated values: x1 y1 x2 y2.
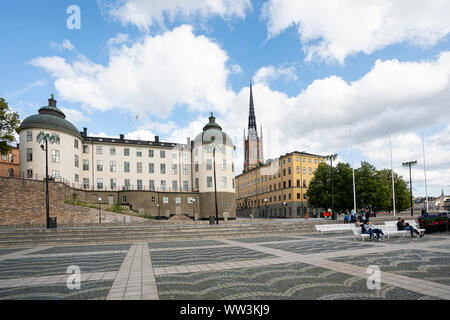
239 179 310 198
1 152 14 162
238 192 308 208
239 168 313 190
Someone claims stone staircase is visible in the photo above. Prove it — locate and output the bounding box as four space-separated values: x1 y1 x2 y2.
0 216 400 248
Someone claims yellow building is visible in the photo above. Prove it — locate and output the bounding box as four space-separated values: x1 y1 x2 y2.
235 151 327 219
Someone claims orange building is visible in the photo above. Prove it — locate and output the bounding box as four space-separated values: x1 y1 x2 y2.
0 147 20 178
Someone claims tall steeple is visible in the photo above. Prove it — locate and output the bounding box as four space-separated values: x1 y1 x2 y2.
248 81 257 134
243 82 264 172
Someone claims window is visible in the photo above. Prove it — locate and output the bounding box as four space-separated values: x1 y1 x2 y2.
195 178 199 190
303 180 307 187
97 160 103 172
183 181 188 191
288 180 291 188
195 148 199 156
124 179 130 190
297 193 300 199
160 163 166 174
124 148 130 156
124 161 130 173
183 153 188 161
207 159 212 170
83 160 89 171
160 150 165 158
148 149 154 158
232 178 235 189
122 196 127 203
6 168 13 178
110 161 116 172
137 179 143 190
172 180 178 191
96 145 103 155
175 197 181 204
151 196 156 203
97 178 103 189
302 158 306 162
309 167 312 175
149 180 155 191
26 131 32 141
83 145 89 154
207 176 213 188
195 161 199 172
222 202 228 207
288 193 291 199
288 167 291 175
296 157 299 162
26 148 32 162
27 169 33 178
1 152 6 161
172 152 177 160
283 159 285 164
297 179 300 187
149 163 154 173
222 159 226 170
232 163 234 172
172 164 177 175
221 177 227 188
110 147 116 156
163 197 168 204
110 178 116 190
314 159 317 164
83 178 90 189
51 150 60 163
137 162 142 173
136 149 142 157
296 166 300 174
288 158 291 163
75 174 79 182
74 139 79 149
308 158 311 163
283 169 286 176
303 167 306 175
183 164 188 175
160 180 166 191
74 155 79 168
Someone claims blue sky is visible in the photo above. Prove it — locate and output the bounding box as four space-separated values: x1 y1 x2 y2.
1 0 450 197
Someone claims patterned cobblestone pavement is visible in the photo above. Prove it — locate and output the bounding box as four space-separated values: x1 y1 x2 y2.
0 230 449 300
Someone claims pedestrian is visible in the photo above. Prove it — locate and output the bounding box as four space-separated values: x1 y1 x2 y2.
344 209 349 224
397 218 423 237
351 209 357 223
362 220 384 241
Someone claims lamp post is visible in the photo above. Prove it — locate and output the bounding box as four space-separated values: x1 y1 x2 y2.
157 203 160 220
326 154 338 220
98 197 102 223
37 131 60 229
388 128 396 217
213 147 219 225
191 198 196 220
349 122 357 212
402 161 417 217
264 198 268 219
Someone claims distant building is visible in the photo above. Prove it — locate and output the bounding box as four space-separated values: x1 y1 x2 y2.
236 151 327 219
0 147 19 178
17 96 236 220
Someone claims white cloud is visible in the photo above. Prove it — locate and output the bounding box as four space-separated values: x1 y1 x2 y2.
30 25 236 120
261 0 450 63
100 0 252 31
60 108 89 124
50 39 76 52
253 65 297 84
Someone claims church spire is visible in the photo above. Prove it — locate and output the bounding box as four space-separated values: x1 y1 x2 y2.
248 81 257 132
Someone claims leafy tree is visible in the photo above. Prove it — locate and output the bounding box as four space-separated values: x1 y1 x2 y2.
0 98 20 153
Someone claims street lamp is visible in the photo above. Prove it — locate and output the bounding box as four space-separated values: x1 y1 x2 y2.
37 131 60 229
283 201 287 219
264 198 268 219
191 198 196 220
98 197 102 223
402 161 417 217
326 153 338 220
157 203 160 220
213 146 219 225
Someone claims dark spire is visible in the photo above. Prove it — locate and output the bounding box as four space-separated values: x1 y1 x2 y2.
248 81 257 132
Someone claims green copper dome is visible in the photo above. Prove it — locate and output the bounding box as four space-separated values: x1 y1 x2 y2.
194 113 235 148
18 97 82 138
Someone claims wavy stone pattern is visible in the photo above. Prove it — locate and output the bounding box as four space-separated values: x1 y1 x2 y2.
262 240 375 255
0 253 126 279
155 262 436 300
0 280 113 300
148 240 225 249
332 250 450 286
150 246 275 268
31 244 132 255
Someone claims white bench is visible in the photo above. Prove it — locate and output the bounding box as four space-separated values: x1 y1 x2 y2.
352 227 371 241
315 224 354 235
405 220 425 235
380 220 424 238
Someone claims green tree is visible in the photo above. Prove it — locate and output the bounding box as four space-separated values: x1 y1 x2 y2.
0 98 20 153
306 162 331 210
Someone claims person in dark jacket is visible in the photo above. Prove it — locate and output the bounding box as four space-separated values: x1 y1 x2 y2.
396 218 423 237
362 220 384 240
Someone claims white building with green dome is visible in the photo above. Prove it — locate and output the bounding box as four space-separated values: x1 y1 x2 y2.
17 96 236 220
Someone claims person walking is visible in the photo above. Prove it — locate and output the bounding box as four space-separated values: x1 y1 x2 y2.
344 210 350 224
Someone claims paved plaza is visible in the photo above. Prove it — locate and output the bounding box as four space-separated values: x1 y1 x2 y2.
0 232 449 300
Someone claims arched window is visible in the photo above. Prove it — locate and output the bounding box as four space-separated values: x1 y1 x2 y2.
8 168 14 178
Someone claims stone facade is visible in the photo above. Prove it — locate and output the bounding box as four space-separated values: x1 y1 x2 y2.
0 177 148 226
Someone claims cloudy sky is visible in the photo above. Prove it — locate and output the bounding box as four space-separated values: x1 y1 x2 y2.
1 0 450 197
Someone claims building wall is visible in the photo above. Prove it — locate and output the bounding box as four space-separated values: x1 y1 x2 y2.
0 147 20 178
0 177 148 226
236 152 326 218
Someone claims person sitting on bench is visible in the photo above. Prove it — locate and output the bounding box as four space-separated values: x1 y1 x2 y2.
362 220 384 240
396 218 423 237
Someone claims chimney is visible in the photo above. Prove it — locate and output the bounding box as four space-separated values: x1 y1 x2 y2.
83 127 87 138
155 136 159 143
120 134 124 140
